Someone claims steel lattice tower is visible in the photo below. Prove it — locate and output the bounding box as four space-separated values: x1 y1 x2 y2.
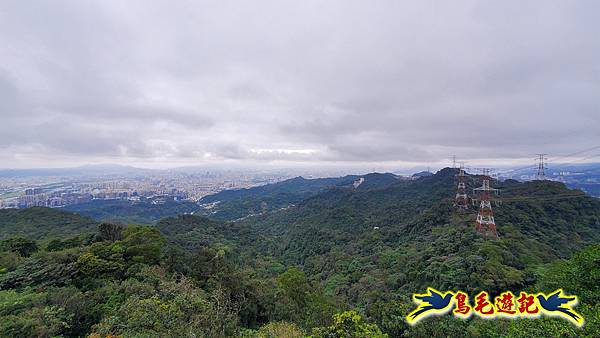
535 154 548 180
472 169 499 240
454 163 469 210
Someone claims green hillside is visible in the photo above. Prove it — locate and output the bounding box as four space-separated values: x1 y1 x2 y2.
196 175 362 220
162 168 600 299
0 207 97 240
63 199 198 224
156 168 600 336
0 168 599 337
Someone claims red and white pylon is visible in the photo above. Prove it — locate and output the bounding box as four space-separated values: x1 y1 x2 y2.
472 169 500 240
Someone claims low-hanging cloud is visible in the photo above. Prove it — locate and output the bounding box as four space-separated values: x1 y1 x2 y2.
0 0 598 168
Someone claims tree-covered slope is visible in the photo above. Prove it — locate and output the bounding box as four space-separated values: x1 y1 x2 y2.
240 168 600 297
158 168 600 304
149 168 600 336
63 199 198 224
0 207 98 240
195 175 361 221
156 215 246 251
195 173 405 221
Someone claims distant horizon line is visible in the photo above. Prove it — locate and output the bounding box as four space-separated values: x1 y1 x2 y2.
0 160 598 172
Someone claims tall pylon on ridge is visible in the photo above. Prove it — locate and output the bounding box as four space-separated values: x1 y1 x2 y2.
535 154 548 180
472 168 500 240
454 162 469 210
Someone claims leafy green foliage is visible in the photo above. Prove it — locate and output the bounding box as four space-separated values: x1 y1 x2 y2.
0 237 38 257
277 267 309 308
242 321 305 338
46 234 92 252
0 250 80 289
536 244 600 305
92 268 240 338
97 222 124 242
310 310 387 338
122 225 165 264
157 215 244 251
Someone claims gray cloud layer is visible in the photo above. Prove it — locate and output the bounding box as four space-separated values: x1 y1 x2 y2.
0 1 599 168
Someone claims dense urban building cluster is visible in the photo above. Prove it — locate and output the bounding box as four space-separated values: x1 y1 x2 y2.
0 169 298 209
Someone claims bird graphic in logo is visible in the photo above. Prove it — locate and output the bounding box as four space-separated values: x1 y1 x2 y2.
537 289 584 327
407 287 454 324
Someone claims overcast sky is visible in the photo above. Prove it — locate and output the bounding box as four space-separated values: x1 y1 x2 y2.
0 1 599 169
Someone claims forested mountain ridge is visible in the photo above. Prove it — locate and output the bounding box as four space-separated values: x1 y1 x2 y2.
195 173 404 221
196 174 360 221
63 198 199 225
0 207 97 240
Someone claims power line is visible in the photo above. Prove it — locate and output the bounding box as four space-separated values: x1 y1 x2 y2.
494 165 537 177
550 153 600 166
501 194 586 202
549 145 600 162
493 145 600 177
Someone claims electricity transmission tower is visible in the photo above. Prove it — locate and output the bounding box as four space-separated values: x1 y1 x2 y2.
472 169 499 240
454 163 469 210
535 154 548 180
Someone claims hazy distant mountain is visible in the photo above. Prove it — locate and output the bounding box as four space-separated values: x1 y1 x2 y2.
411 170 434 177
354 172 402 190
196 173 405 221
196 175 360 220
501 162 600 197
